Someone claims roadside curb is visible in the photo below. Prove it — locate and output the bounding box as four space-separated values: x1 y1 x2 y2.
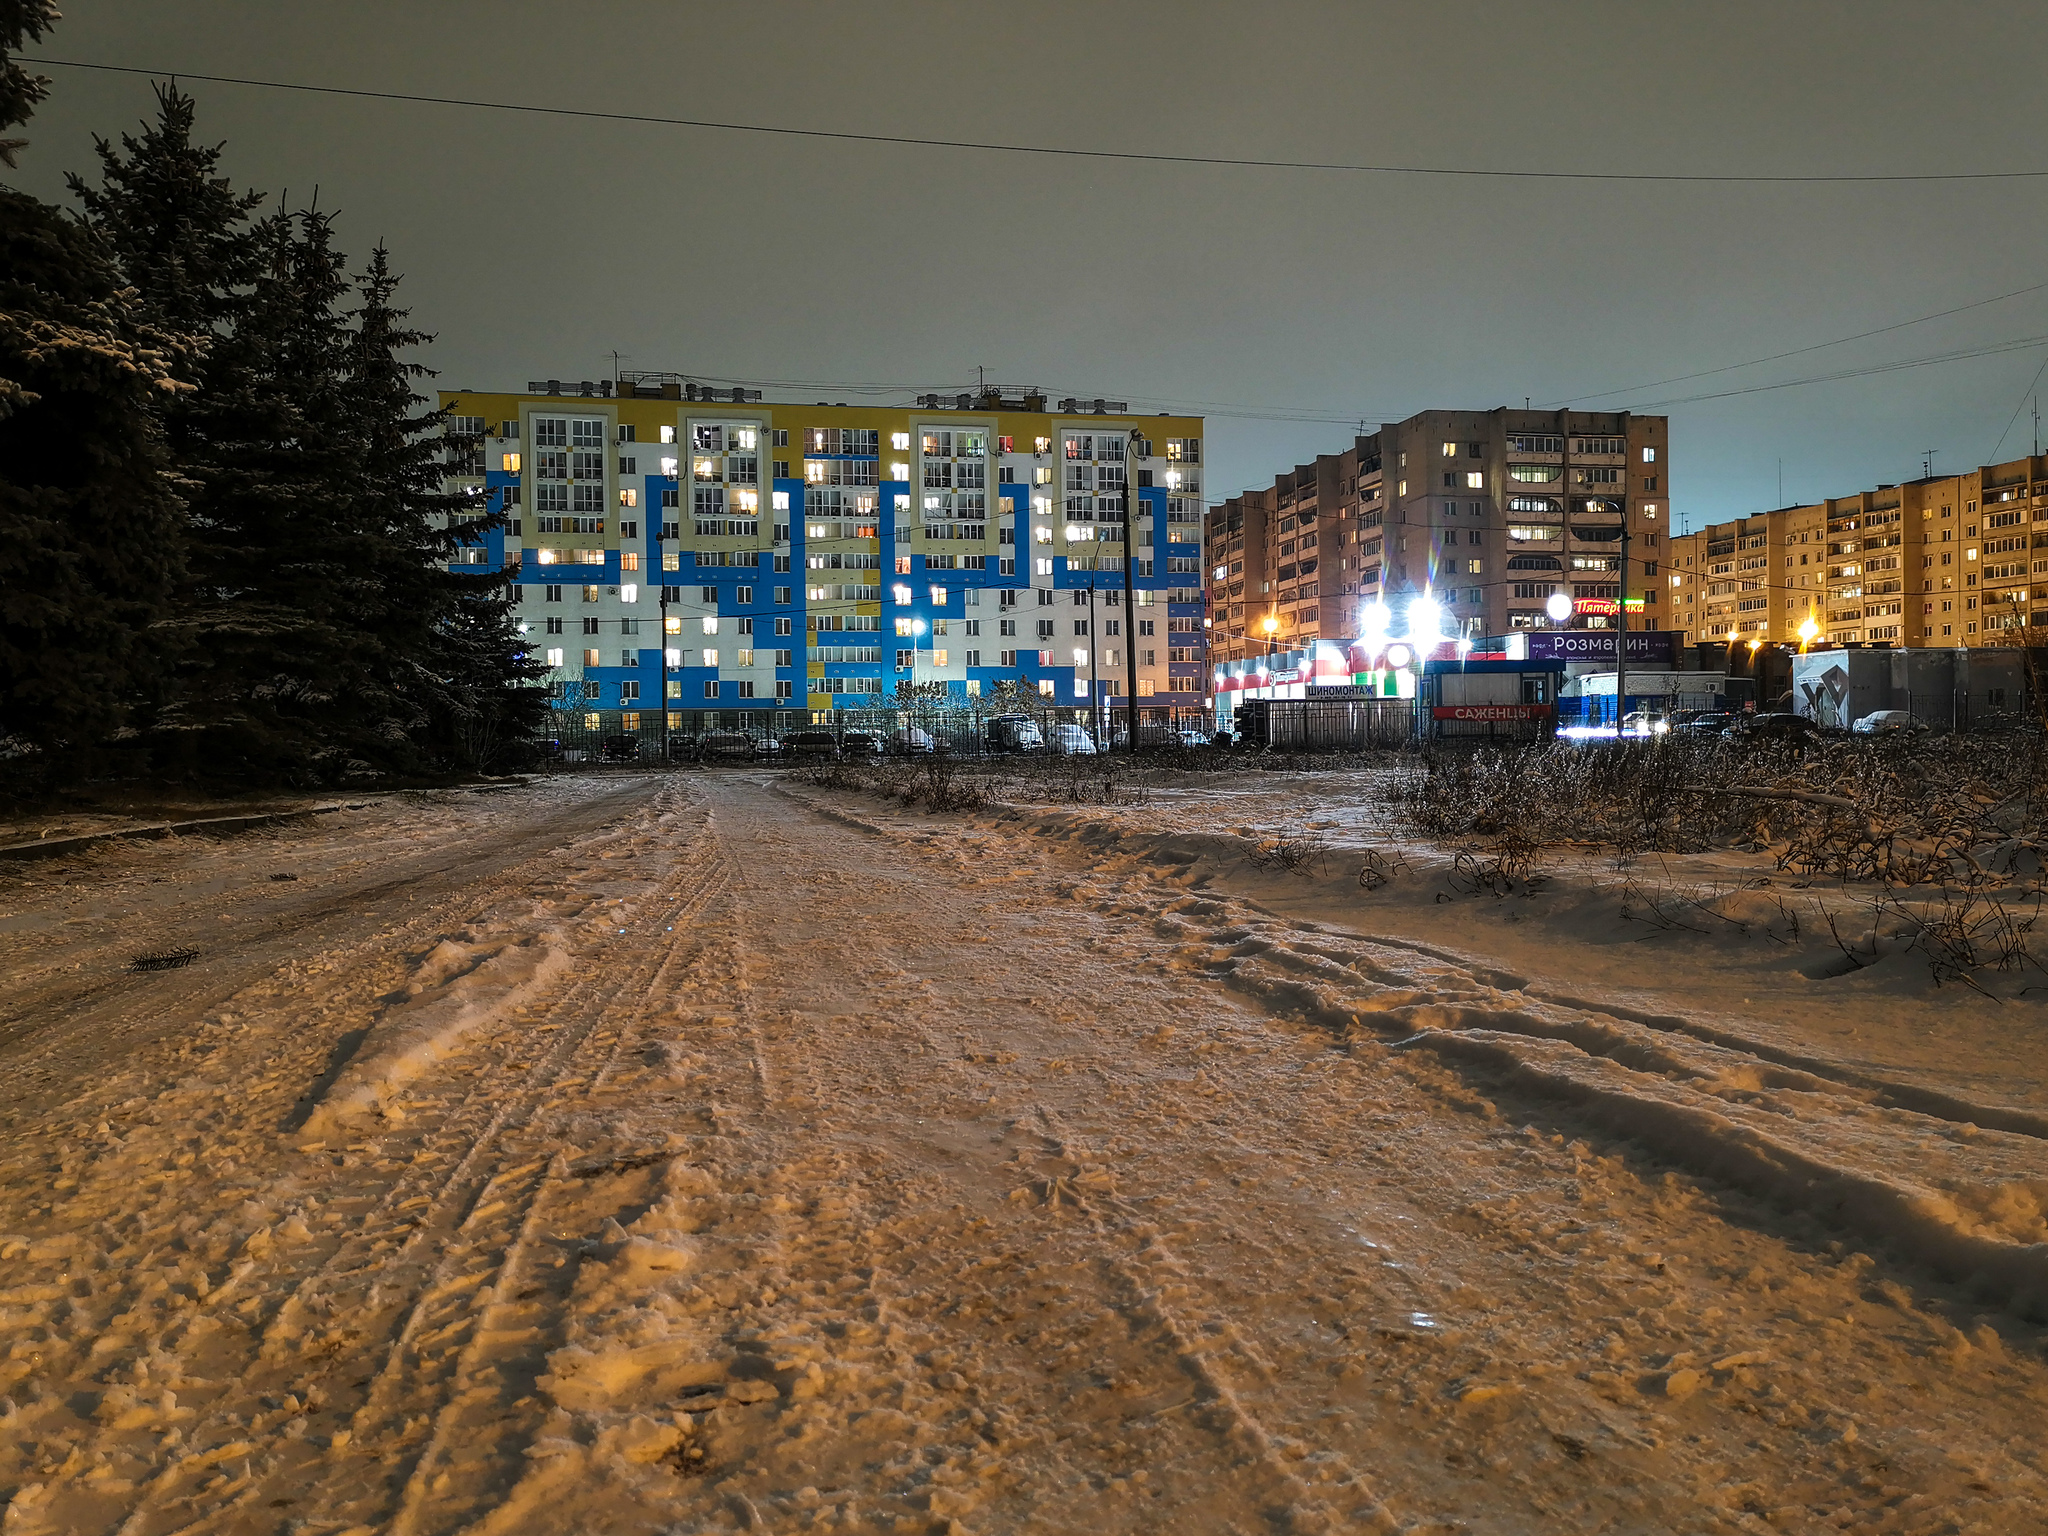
0 807 344 863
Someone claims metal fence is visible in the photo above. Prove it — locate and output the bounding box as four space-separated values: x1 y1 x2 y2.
530 703 1219 764
1232 698 1420 750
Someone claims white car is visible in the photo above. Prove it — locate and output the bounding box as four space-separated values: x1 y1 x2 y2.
1851 709 1924 735
1048 723 1098 755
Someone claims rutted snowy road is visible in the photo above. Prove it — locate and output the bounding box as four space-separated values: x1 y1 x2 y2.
0 773 2044 1535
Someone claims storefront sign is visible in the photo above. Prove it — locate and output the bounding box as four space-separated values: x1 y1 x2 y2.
1431 704 1553 721
1520 631 1676 663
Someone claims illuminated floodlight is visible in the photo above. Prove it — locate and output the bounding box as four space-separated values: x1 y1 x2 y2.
1544 590 1573 624
1360 600 1392 647
911 619 927 637
1384 643 1414 670
1406 593 1442 646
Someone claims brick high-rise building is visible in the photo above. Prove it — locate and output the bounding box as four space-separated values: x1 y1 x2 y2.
1668 453 2048 649
1205 407 1669 666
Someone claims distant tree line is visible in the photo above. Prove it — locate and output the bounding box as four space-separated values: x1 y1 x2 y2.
0 2 543 795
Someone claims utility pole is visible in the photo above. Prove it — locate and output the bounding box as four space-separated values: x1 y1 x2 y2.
655 523 670 765
1122 430 1142 751
1087 577 1101 747
1616 525 1629 735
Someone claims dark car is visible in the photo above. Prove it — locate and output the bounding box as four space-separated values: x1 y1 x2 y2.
1726 711 1818 740
698 730 758 762
840 731 885 757
985 714 1045 752
781 729 843 760
1674 711 1737 735
599 734 641 762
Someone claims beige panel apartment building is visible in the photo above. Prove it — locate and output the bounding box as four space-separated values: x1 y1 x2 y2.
1670 452 2048 648
1206 408 1670 665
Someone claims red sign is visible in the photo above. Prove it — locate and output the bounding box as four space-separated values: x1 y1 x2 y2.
1575 598 1619 617
1431 704 1553 721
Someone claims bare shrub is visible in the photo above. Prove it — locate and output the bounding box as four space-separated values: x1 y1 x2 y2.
1245 831 1329 877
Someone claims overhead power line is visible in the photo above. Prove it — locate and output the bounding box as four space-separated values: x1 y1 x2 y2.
34 58 2048 186
1549 275 2048 406
1629 333 2048 409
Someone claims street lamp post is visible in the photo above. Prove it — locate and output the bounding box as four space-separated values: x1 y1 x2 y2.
1122 429 1143 752
656 529 670 764
1616 526 1630 736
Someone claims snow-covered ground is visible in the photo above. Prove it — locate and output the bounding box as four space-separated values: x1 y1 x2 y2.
0 769 2043 1534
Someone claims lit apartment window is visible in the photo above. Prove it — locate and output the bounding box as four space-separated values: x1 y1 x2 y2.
1442 441 1457 458
659 425 676 444
702 616 719 634
545 647 563 667
1465 472 1484 490
1643 447 1657 462
891 432 911 451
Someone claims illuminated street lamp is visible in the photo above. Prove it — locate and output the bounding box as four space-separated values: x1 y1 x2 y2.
1407 592 1442 648
1797 614 1819 652
1361 599 1391 654
1545 590 1573 626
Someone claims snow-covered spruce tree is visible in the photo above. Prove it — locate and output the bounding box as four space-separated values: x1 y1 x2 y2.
0 1 190 790
146 204 390 784
342 244 545 774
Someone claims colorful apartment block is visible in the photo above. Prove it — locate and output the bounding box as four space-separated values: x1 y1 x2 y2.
438 381 1207 721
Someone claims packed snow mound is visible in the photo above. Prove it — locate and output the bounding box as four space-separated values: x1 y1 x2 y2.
302 930 571 1133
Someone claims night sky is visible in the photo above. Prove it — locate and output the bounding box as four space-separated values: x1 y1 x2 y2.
16 1 2048 528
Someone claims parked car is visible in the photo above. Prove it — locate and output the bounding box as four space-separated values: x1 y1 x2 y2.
599 734 641 763
840 731 884 757
1727 712 1820 741
1049 723 1099 755
1620 711 1669 736
1852 709 1926 735
780 729 842 760
698 730 758 762
1674 711 1738 735
986 714 1045 752
889 726 936 755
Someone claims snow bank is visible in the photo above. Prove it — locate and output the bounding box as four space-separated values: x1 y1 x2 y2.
892 788 2048 1315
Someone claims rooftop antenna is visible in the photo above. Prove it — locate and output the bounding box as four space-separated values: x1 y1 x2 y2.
2034 394 2040 457
976 365 985 393
1777 457 1783 508
609 350 627 386
1922 448 1938 481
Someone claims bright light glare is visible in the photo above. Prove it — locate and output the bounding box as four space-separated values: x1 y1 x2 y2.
1360 600 1391 644
1385 643 1414 670
911 619 927 636
1545 591 1573 623
1406 594 1442 644
1798 615 1819 643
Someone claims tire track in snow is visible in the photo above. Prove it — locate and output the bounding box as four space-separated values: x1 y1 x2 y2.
91 785 716 1536
1067 847 2048 1315
377 850 739 1536
1023 1103 1391 1534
